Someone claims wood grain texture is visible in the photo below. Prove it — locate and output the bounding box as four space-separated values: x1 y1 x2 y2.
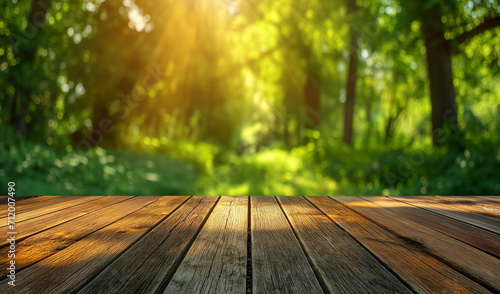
332 196 500 292
365 196 500 258
278 196 412 294
478 196 500 203
251 196 324 294
164 196 247 294
408 196 500 219
435 196 500 216
0 196 125 247
1 196 171 294
0 196 136 271
77 196 216 294
1 196 498 293
0 196 99 227
308 196 492 294
3 196 67 213
394 196 500 235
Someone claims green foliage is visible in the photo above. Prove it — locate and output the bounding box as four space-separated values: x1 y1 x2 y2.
1 123 499 195
0 132 197 196
1 0 499 195
318 129 500 196
196 145 337 195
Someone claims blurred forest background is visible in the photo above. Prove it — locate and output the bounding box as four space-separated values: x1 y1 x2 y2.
1 0 499 196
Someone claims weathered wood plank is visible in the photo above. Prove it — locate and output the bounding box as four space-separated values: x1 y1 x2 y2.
3 196 66 213
365 196 500 258
277 196 412 294
0 196 98 227
164 196 247 294
394 196 500 235
308 196 492 294
332 196 500 292
0 196 39 204
251 196 324 294
0 196 103 228
77 196 217 294
0 196 128 247
478 196 500 203
2 196 188 294
437 196 500 216
0 196 141 271
403 196 500 219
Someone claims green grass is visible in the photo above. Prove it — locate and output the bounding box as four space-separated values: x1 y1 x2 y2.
1 136 499 196
196 145 337 195
0 142 197 196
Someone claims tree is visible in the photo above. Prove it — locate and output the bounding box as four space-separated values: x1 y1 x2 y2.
343 0 359 146
400 0 500 145
6 0 51 137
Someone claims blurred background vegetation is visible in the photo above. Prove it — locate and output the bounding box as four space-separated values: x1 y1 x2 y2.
1 0 499 196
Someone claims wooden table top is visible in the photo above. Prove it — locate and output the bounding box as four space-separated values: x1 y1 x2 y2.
1 196 499 293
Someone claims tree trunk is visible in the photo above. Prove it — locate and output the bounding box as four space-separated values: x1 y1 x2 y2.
343 31 359 145
343 0 359 146
303 70 321 129
363 97 373 147
10 92 28 136
421 4 457 146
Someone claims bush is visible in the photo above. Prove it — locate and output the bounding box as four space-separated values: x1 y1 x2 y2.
0 139 197 196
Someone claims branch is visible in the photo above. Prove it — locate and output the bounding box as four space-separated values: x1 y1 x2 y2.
456 17 500 45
